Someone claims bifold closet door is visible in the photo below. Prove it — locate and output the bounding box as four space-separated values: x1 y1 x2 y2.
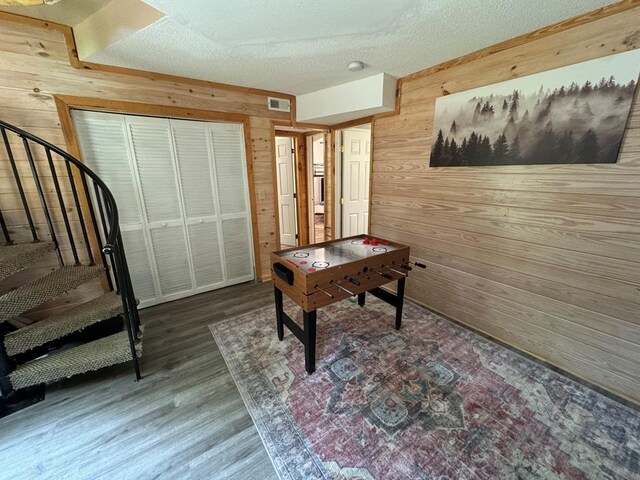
126 116 194 300
72 111 157 305
171 120 225 290
209 122 254 282
73 111 254 308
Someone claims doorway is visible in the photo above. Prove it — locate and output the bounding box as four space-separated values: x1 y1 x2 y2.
335 124 372 238
275 136 298 248
309 133 325 243
273 126 328 249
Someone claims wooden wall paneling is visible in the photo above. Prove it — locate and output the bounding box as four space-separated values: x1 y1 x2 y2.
54 96 109 290
291 133 309 246
242 117 263 280
405 279 640 402
370 6 640 404
372 223 640 328
269 124 282 255
294 134 309 246
325 130 334 240
0 14 290 304
250 117 278 281
367 119 377 235
0 11 297 108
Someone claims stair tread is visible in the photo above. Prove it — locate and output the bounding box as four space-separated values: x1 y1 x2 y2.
4 292 123 356
0 242 55 282
0 265 104 323
9 328 143 391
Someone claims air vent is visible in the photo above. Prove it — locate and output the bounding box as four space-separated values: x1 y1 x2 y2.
268 97 291 113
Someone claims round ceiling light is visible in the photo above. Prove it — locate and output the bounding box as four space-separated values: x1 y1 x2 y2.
348 61 365 72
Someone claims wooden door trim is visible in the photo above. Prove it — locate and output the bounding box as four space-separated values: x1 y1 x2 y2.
330 116 375 130
273 130 310 247
54 94 263 282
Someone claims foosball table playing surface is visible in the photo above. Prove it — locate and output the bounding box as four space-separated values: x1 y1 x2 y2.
270 234 425 374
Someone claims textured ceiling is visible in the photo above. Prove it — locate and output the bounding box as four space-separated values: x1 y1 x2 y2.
0 0 112 26
2 0 618 95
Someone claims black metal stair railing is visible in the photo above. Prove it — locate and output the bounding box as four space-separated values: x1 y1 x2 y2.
0 119 141 381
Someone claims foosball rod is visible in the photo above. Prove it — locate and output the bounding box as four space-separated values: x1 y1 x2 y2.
374 270 394 280
384 266 408 276
314 284 334 299
330 280 355 296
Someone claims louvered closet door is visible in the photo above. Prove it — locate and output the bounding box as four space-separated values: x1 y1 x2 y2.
72 110 157 304
171 120 224 290
125 116 194 300
73 111 254 308
209 122 254 282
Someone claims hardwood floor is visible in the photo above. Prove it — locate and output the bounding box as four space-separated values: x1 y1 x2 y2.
314 213 324 243
0 282 279 480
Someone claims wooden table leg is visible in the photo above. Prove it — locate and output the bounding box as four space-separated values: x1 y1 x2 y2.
274 286 284 341
396 277 406 330
303 310 317 374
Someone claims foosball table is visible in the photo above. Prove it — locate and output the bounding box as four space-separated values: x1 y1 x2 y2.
270 234 425 374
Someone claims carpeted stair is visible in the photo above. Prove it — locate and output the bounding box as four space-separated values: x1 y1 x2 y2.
0 242 55 282
0 119 142 417
0 264 105 322
0 241 142 411
4 291 124 356
9 328 143 391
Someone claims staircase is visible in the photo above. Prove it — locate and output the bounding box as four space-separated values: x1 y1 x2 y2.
0 120 142 417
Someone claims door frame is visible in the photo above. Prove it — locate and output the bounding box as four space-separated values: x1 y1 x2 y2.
332 122 373 239
270 121 330 250
54 95 263 283
274 134 299 247
307 132 326 243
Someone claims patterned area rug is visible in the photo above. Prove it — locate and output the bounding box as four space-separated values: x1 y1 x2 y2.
209 296 640 479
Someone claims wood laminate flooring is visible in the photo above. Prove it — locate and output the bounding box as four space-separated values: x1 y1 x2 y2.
0 281 279 480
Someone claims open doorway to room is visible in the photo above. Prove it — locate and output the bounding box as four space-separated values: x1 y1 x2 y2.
273 126 328 249
308 133 326 243
275 135 298 248
334 124 372 239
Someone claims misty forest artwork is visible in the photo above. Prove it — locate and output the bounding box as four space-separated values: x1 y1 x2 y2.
430 49 640 167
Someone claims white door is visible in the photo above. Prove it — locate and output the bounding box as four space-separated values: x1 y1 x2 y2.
126 116 195 302
73 110 254 308
275 136 297 246
341 128 371 237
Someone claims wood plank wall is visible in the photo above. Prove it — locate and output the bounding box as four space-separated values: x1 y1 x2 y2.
324 131 334 240
371 8 640 403
0 16 288 317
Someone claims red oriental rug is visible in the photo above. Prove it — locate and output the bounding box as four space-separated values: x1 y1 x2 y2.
209 296 640 480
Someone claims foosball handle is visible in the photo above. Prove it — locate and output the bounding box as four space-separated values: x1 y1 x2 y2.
376 271 394 280
346 276 361 286
401 264 413 271
414 262 427 269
